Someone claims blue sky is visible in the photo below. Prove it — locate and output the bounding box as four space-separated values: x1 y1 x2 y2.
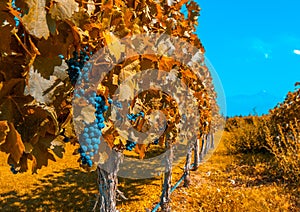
194 0 300 116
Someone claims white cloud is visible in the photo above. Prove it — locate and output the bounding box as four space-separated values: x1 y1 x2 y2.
293 49 300 55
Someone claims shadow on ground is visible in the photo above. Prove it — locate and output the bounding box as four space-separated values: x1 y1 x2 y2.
0 168 98 211
0 168 162 211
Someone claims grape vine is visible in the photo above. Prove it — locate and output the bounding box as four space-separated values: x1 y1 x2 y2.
0 0 223 211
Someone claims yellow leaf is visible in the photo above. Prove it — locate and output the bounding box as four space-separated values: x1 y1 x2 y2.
112 74 119 85
49 0 79 21
102 31 125 61
22 0 49 39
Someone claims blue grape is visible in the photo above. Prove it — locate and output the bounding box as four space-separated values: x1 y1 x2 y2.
92 138 98 144
82 133 89 139
93 144 99 150
94 138 101 145
125 141 137 151
88 144 93 151
87 160 93 167
63 137 70 143
86 138 92 144
9 164 18 174
78 147 84 153
81 145 88 152
103 105 109 111
60 49 91 86
127 111 145 122
77 93 111 166
97 122 105 129
82 158 87 165
11 0 21 27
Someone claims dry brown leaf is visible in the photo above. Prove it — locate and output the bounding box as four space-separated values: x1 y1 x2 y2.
31 140 56 173
0 121 9 145
0 122 25 163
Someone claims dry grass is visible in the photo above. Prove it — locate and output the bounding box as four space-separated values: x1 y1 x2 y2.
0 133 299 211
0 144 99 211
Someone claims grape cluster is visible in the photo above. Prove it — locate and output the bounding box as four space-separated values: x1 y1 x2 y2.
78 147 93 167
93 94 109 130
9 164 18 174
127 111 145 122
59 49 90 86
78 93 109 167
124 111 145 151
125 140 137 151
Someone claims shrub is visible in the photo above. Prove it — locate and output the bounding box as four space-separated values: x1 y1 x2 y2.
224 116 269 154
264 120 300 184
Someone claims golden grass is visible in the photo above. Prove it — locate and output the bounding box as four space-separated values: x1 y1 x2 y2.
0 144 99 211
0 133 299 211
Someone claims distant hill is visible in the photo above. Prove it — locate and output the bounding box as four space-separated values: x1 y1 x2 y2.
226 91 282 117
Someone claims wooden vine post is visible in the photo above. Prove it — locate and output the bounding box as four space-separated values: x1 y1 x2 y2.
209 131 215 149
96 150 123 212
160 141 173 212
183 142 193 187
193 136 201 170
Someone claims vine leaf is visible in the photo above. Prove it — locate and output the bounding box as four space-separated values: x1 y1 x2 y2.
33 22 75 79
0 122 25 163
167 0 178 6
103 31 125 61
81 105 97 124
0 78 24 99
31 140 56 173
24 104 60 139
0 11 15 54
86 0 96 16
49 0 79 21
0 79 34 122
22 0 49 39
50 135 66 158
24 66 63 104
0 121 10 145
